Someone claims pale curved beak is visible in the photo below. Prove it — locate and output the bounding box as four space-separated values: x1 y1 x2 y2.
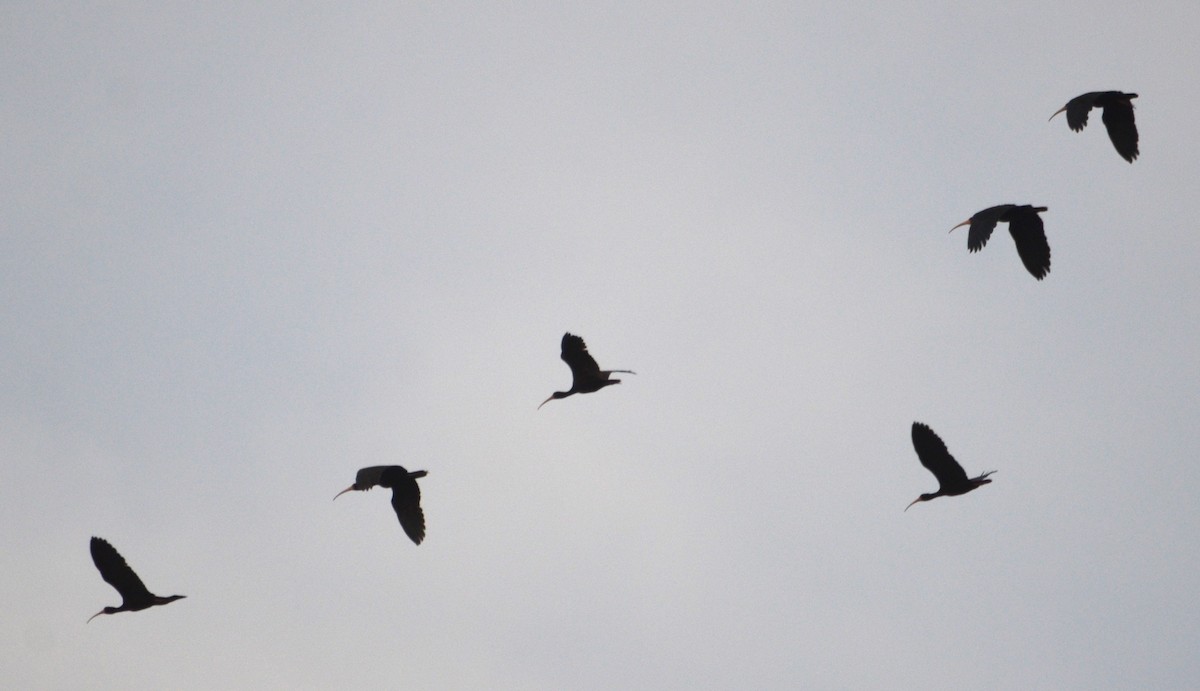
537 396 553 410
1049 106 1067 122
950 219 971 233
904 498 922 512
87 610 104 624
333 485 356 501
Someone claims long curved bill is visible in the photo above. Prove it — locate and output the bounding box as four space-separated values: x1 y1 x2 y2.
87 610 104 624
333 485 356 501
950 219 971 233
1048 106 1068 122
537 396 554 410
904 498 922 512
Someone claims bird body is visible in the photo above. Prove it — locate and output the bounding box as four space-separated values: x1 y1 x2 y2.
906 423 995 511
88 537 185 622
539 332 634 409
335 465 427 545
951 204 1051 280
1050 91 1139 162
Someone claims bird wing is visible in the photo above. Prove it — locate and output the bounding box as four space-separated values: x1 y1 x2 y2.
911 423 968 490
354 466 392 490
90 537 152 602
1064 93 1097 132
1007 207 1051 280
561 333 602 379
966 205 1010 252
1101 100 1139 162
390 479 426 545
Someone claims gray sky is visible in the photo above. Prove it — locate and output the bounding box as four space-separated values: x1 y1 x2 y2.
3 3 1199 689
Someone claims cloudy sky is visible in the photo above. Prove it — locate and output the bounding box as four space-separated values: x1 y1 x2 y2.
3 3 1199 689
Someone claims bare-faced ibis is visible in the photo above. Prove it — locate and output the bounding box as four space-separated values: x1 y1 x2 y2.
951 204 1051 280
906 422 996 511
88 537 185 623
1050 91 1139 162
539 332 634 409
335 466 428 545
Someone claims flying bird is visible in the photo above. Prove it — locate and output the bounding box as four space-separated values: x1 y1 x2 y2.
87 537 185 623
1050 91 1139 162
539 332 634 409
334 466 428 545
906 422 996 511
951 204 1051 280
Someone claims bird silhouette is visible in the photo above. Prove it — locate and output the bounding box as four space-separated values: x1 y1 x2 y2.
87 537 185 623
335 466 428 545
906 422 996 511
951 204 1051 280
539 332 634 409
1050 91 1139 162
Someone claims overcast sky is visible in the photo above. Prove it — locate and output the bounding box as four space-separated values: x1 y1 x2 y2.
3 3 1199 689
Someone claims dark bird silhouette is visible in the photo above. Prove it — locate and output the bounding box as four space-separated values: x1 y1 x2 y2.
906 423 996 511
539 332 635 409
334 466 428 545
951 204 1051 280
87 537 185 623
1050 91 1139 162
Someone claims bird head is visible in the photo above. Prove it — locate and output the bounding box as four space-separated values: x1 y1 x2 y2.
904 493 937 512
537 391 568 410
87 606 119 623
333 484 364 501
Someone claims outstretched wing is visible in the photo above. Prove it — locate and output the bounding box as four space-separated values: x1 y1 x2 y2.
390 479 426 545
90 537 151 602
561 333 602 380
1101 100 1139 162
966 205 1012 252
1063 92 1098 132
1007 207 1051 280
354 466 392 490
911 423 968 491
